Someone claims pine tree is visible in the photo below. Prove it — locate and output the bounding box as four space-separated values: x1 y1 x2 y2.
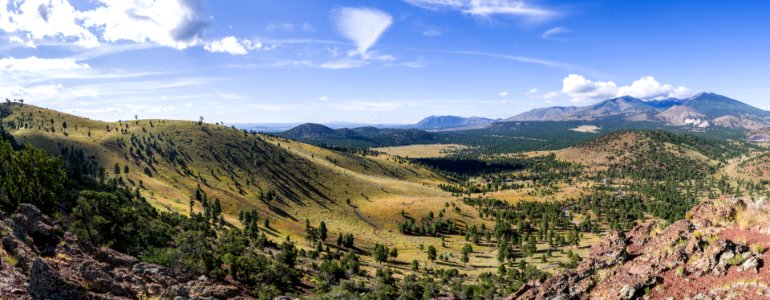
427 245 437 262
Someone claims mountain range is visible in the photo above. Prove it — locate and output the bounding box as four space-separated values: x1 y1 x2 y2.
507 92 770 130
411 115 497 131
276 93 770 139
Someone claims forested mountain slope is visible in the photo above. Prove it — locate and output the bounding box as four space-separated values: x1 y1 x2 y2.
0 104 458 247
281 123 436 148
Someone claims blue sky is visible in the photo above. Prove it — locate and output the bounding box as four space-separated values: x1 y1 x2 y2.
1 0 769 123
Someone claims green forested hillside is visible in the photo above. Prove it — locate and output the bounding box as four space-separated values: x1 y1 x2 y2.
281 123 437 148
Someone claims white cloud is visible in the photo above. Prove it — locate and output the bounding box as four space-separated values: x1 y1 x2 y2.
0 0 100 47
525 88 559 101
404 0 558 22
204 36 248 55
561 74 618 102
0 0 209 49
542 26 569 41
320 59 366 69
543 91 560 99
332 7 393 57
82 0 208 49
616 76 693 99
318 96 330 101
533 74 696 103
8 35 36 47
321 51 395 69
243 40 263 50
498 91 509 97
203 37 276 55
0 82 98 101
0 56 90 72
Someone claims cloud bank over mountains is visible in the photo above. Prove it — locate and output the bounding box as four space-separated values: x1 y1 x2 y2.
529 74 695 103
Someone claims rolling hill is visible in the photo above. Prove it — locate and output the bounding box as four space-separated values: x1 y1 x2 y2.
550 129 745 168
281 123 437 148
0 104 473 251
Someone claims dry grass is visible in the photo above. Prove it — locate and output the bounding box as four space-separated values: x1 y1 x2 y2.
5 105 497 269
373 144 468 158
1 249 18 266
737 204 769 230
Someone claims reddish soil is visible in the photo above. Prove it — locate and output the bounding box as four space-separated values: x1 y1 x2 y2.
720 228 770 247
648 228 770 300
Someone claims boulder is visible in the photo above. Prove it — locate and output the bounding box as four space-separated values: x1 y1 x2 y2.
27 257 87 300
94 247 139 268
0 204 249 299
12 204 60 256
737 255 761 273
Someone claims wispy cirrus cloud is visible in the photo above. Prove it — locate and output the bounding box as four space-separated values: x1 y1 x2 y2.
332 7 393 57
404 0 559 22
541 26 570 41
417 49 598 75
0 56 90 72
320 59 367 70
263 22 315 32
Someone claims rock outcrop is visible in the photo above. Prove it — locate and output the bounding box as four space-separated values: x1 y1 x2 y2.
0 204 248 299
512 196 770 300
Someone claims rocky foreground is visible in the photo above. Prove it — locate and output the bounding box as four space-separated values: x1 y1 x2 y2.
512 196 770 300
0 204 248 299
4 196 770 300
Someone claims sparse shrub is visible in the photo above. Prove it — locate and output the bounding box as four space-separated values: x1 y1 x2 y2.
726 253 747 266
1 250 18 266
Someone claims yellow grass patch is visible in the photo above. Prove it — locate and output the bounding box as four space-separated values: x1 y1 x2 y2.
373 144 468 158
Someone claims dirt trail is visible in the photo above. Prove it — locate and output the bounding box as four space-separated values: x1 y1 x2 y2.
352 206 382 238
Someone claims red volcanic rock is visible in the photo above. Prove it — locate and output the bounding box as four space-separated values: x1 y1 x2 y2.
1 204 249 299
512 197 770 300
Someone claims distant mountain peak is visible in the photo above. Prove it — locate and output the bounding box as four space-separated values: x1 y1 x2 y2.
413 115 494 131
505 93 770 129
